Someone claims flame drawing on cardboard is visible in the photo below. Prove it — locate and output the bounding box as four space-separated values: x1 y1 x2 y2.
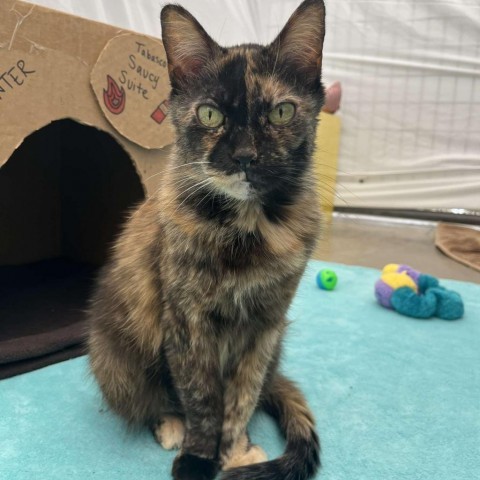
103 75 126 115
91 33 172 149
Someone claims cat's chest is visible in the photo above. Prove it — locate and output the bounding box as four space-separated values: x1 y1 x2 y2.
202 240 297 301
163 212 311 319
212 226 306 275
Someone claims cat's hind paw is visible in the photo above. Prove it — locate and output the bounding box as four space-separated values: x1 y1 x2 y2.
221 434 268 471
222 444 267 471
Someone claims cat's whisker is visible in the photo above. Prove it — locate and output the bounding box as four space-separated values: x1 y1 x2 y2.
150 177 193 200
317 187 351 207
165 161 210 172
144 162 209 183
172 178 211 201
144 171 164 183
151 176 210 211
261 161 354 178
174 178 213 212
169 176 200 190
317 178 361 203
194 189 215 212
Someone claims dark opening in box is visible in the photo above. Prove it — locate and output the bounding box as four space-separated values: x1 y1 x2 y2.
0 119 145 378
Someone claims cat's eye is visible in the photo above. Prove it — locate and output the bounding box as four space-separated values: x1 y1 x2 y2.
197 105 224 128
268 102 296 126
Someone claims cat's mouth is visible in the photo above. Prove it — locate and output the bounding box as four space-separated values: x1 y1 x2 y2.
210 171 256 201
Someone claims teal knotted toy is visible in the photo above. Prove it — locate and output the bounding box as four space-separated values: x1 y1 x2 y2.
374 264 464 320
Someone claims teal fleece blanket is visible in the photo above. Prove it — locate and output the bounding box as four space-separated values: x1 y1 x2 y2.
1 261 479 479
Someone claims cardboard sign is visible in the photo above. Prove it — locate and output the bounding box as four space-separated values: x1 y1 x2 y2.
91 33 173 149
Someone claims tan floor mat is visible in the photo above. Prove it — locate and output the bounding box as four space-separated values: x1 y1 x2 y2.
435 222 480 272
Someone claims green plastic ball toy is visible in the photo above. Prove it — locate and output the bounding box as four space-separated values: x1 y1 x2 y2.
316 269 338 290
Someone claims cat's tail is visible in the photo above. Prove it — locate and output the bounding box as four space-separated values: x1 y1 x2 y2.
221 373 320 480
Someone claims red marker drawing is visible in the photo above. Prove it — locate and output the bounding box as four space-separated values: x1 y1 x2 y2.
151 99 170 124
103 75 126 115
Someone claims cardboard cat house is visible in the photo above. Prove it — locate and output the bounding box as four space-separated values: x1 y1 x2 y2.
0 0 175 377
0 0 340 378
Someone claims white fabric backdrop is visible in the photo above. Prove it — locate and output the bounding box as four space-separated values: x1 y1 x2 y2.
28 0 480 211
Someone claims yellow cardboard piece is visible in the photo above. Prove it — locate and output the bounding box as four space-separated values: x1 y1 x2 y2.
314 111 341 221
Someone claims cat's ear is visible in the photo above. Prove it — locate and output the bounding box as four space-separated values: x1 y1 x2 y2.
270 0 326 87
161 5 220 88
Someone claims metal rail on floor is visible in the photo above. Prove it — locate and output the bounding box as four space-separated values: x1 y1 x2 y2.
335 207 480 226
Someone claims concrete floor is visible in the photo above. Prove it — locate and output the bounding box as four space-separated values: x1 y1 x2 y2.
313 213 480 283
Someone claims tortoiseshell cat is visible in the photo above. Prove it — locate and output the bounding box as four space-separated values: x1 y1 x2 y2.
88 1 326 479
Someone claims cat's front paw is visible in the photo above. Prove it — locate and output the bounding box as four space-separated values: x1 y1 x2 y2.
172 453 219 480
154 416 185 450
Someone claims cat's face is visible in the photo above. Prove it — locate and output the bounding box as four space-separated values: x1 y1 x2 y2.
161 0 325 209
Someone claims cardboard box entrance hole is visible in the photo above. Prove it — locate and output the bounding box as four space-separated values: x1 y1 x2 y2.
0 119 146 377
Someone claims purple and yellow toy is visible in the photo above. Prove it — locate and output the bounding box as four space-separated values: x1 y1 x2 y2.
375 264 464 320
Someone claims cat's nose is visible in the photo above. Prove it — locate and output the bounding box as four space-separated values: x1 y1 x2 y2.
235 156 254 170
232 147 257 170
